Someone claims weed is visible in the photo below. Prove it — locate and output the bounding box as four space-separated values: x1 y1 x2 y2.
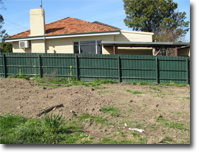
132 132 139 137
97 90 114 94
126 89 143 94
93 86 106 89
183 97 190 100
171 112 181 115
149 87 162 92
154 94 166 98
101 105 120 117
128 81 137 85
163 136 172 142
139 81 148 85
89 136 94 140
141 104 147 109
120 133 127 137
17 74 30 80
31 77 117 88
139 81 156 86
7 74 30 80
158 83 189 87
156 114 189 130
42 113 63 133
76 113 107 124
128 109 133 113
133 90 143 94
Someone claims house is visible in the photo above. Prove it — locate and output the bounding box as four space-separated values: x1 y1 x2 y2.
5 8 154 55
178 45 190 57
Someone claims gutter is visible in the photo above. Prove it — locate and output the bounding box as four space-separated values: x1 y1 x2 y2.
5 31 121 42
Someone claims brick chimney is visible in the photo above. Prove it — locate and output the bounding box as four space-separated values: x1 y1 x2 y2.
30 8 45 36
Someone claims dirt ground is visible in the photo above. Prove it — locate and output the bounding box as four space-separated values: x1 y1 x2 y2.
0 78 190 144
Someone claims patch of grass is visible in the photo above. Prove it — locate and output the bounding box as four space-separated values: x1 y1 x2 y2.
120 133 127 137
97 90 114 94
17 74 30 80
154 94 166 98
175 96 190 101
0 113 85 144
0 113 28 136
132 132 139 137
101 105 120 117
37 83 60 88
156 114 189 130
76 113 107 124
171 112 181 115
125 89 143 94
128 109 133 113
141 104 147 109
7 74 30 80
31 77 118 88
139 81 156 86
183 97 190 100
139 81 149 85
128 81 137 85
158 83 189 87
98 137 148 144
93 86 106 89
163 136 172 142
149 87 162 92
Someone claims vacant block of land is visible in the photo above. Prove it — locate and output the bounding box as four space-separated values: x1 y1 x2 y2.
0 78 190 144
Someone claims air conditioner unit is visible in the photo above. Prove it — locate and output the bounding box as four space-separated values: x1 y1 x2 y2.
19 41 29 48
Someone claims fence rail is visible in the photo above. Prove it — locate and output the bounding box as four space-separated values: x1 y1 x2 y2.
0 53 190 84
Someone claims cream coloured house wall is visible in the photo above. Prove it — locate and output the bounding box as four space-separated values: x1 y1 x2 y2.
115 30 153 42
45 35 115 54
12 30 154 55
12 42 31 53
31 40 46 53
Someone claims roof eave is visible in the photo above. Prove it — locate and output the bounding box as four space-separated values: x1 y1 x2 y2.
5 30 121 42
102 41 190 47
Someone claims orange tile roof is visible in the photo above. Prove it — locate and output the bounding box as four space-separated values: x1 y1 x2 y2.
7 17 120 39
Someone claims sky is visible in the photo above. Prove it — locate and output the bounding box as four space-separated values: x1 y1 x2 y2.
1 0 191 42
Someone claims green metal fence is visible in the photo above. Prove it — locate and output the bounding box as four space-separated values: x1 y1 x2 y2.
0 53 190 84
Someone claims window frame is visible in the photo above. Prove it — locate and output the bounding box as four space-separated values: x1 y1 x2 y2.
73 40 102 54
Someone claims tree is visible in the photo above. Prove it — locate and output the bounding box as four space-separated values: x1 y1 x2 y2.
123 0 189 42
155 11 189 42
0 0 12 52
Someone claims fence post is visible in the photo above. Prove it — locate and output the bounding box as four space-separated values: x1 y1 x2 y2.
186 58 189 84
118 56 121 82
156 57 159 84
38 55 42 78
75 55 79 80
3 54 7 78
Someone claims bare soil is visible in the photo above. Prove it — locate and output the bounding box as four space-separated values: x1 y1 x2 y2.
0 78 190 144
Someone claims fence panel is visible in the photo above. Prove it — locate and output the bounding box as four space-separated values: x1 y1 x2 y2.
120 55 156 83
0 52 190 84
158 56 188 84
78 54 119 81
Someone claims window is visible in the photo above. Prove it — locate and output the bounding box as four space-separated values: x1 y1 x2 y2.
73 40 102 54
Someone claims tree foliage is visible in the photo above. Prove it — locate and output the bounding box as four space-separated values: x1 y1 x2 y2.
123 0 189 42
0 0 12 52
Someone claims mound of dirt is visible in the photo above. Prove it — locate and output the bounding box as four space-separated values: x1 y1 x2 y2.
0 78 190 144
